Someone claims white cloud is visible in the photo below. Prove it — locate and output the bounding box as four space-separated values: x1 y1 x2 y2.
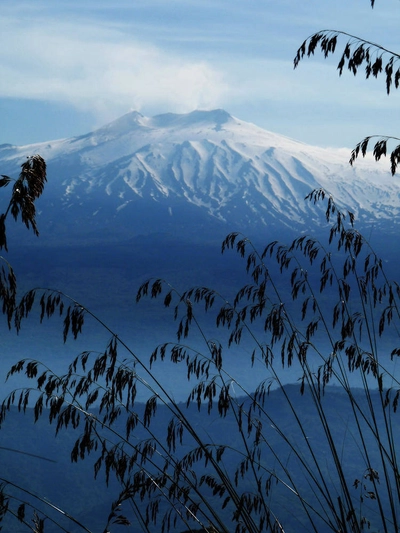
0 16 228 124
1 0 398 148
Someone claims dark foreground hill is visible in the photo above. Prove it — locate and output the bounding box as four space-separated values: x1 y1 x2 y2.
0 385 397 533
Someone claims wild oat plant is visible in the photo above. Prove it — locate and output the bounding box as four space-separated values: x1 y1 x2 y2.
0 154 48 530
1 186 400 533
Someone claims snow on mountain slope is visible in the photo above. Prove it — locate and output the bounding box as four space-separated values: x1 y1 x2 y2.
0 109 398 244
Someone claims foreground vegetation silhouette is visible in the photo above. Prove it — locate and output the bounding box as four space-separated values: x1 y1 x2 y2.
294 0 400 175
1 182 400 533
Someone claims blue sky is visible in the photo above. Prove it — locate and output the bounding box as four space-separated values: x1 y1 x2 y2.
1 0 398 148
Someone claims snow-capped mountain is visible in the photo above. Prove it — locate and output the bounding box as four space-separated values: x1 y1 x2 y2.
0 109 398 245
1 110 399 399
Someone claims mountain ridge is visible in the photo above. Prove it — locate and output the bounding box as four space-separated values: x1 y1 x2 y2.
0 109 398 247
